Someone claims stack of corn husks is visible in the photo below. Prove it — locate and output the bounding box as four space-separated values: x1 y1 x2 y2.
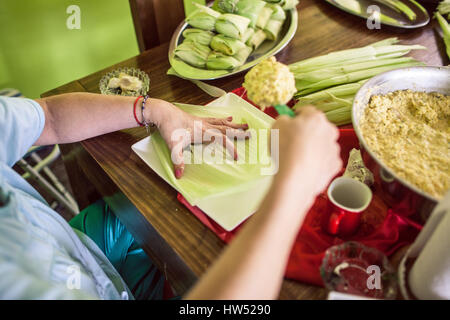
173 0 298 72
290 38 426 126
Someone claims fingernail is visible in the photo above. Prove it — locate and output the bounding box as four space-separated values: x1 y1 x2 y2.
227 116 233 121
243 124 249 129
175 169 182 179
234 152 238 160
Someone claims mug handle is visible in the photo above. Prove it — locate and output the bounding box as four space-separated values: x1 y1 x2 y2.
328 211 345 235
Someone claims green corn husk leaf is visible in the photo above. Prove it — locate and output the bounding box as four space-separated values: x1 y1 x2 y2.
186 4 221 31
241 27 255 43
247 28 267 49
436 12 450 59
294 56 416 82
256 6 274 29
182 28 215 46
295 96 354 113
263 19 284 41
289 43 425 73
297 60 424 95
174 40 211 68
207 51 242 70
294 81 365 100
211 34 246 56
169 58 229 79
215 13 251 39
236 0 267 27
234 45 253 65
267 4 287 21
324 105 352 126
151 101 274 205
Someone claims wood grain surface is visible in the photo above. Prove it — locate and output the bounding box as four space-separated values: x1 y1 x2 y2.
42 0 445 299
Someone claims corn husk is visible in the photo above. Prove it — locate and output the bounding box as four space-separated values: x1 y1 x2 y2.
211 34 246 55
236 0 267 27
247 28 267 49
215 13 251 39
150 101 274 205
234 45 253 64
267 4 287 21
174 40 211 68
264 19 284 40
186 4 221 31
207 51 242 70
287 38 427 125
182 28 215 46
256 6 273 29
240 27 255 43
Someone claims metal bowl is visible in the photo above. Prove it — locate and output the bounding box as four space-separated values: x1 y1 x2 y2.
352 66 450 220
168 9 298 81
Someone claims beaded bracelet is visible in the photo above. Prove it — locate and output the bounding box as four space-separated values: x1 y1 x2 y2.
141 95 154 133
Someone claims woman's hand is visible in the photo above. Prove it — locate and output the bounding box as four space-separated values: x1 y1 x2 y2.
145 99 250 179
272 106 342 202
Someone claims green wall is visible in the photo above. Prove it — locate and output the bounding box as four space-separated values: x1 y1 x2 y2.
0 0 140 98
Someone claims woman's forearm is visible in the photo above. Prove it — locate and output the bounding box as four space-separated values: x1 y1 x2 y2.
186 172 317 300
34 92 170 146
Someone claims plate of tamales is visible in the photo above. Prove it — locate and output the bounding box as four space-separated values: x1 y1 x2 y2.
167 0 299 80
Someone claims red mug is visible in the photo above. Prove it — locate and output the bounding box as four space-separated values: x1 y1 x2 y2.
323 177 373 237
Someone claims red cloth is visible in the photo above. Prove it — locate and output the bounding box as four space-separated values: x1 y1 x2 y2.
176 88 423 287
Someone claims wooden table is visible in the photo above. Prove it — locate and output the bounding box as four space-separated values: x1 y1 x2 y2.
42 0 445 299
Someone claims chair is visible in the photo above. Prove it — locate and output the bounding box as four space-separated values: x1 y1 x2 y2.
129 0 186 52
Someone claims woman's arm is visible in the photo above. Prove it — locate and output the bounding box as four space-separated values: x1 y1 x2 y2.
186 107 342 299
35 93 172 145
34 92 248 178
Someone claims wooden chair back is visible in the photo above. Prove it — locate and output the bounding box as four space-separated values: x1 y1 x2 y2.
129 0 186 52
